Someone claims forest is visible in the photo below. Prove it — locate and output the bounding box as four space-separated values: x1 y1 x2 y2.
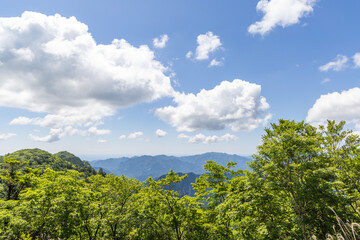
1 119 360 240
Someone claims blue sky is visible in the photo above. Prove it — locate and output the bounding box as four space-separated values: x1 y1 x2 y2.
0 0 359 159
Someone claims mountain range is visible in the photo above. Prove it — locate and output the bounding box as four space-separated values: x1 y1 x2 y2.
90 152 251 181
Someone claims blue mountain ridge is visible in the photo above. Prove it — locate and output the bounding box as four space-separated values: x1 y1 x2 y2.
89 152 251 181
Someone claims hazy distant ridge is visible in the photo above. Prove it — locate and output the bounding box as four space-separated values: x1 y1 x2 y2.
90 152 251 181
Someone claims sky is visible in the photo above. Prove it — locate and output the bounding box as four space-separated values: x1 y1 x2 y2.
0 0 359 159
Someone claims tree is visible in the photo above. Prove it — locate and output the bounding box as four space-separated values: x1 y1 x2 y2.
0 157 37 200
97 168 107 177
248 119 349 239
192 161 242 239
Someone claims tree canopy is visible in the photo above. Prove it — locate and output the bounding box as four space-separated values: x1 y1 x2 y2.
1 120 360 239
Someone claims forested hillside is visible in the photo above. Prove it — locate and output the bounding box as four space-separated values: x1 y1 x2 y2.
0 149 97 177
1 120 360 239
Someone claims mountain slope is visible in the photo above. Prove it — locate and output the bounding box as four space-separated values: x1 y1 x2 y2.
90 152 251 181
0 149 97 177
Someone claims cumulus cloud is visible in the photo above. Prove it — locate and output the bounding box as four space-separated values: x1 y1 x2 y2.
209 58 224 67
155 79 271 132
119 132 143 140
0 133 16 140
248 0 317 35
319 55 348 72
186 51 193 59
177 133 190 139
29 126 85 142
306 88 360 129
185 133 238 144
187 32 222 61
153 34 169 48
128 131 143 139
119 135 127 140
0 12 174 141
88 126 111 135
155 129 167 137
30 128 64 142
97 139 107 143
353 53 360 68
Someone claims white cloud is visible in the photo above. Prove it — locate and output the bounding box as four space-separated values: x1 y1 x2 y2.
187 133 238 144
321 78 330 84
306 88 360 129
209 58 224 67
153 34 169 48
353 53 360 68
155 79 271 132
186 51 193 59
0 12 174 141
0 133 16 140
29 128 64 142
97 139 107 143
29 126 85 142
88 126 111 135
155 129 167 137
319 55 348 72
24 125 107 142
128 131 143 139
188 32 222 61
177 133 190 139
119 132 144 140
248 0 317 35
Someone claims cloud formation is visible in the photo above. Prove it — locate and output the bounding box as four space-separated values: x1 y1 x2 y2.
177 133 190 139
353 53 360 68
306 88 360 129
0 12 174 141
0 133 16 140
155 79 271 132
88 127 111 135
155 129 167 137
321 78 330 84
29 126 86 142
319 55 348 72
209 58 224 67
248 0 317 35
153 34 169 48
128 131 144 139
119 135 127 140
188 133 238 144
187 32 222 61
177 133 238 144
185 51 193 59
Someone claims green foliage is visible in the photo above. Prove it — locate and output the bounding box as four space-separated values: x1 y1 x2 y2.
1 149 97 177
55 151 97 177
1 120 360 239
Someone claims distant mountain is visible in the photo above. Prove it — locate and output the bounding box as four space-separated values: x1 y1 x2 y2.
90 152 251 181
179 152 249 171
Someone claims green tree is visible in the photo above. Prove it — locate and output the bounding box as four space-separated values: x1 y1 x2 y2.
0 157 37 200
88 174 140 239
249 119 347 239
192 161 242 239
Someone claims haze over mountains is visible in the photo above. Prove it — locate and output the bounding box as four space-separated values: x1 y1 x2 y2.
90 152 251 181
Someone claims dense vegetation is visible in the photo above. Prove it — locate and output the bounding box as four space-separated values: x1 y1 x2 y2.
1 120 360 239
0 149 97 178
